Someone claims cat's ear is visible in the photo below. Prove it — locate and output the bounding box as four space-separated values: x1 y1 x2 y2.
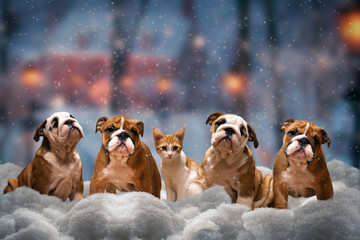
175 127 185 144
153 128 164 142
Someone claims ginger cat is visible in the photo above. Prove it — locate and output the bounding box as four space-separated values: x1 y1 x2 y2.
153 127 207 201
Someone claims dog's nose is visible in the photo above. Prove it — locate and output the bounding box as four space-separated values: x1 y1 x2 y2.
298 138 310 146
118 132 129 140
225 128 235 136
64 120 74 126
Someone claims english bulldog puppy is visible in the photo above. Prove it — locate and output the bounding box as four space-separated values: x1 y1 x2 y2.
201 112 273 209
3 112 84 201
273 119 333 209
90 115 161 198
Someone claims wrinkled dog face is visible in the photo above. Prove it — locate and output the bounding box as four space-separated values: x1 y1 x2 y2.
281 119 331 164
34 112 84 145
284 123 314 163
206 112 259 155
96 116 144 157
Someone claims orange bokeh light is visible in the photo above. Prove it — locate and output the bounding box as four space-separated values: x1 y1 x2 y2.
340 10 360 52
120 75 135 89
156 77 172 94
89 77 111 106
222 73 247 96
71 74 86 88
21 67 43 89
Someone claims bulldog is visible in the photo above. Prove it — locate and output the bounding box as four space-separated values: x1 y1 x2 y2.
3 112 84 201
273 119 333 209
201 112 273 209
90 115 161 198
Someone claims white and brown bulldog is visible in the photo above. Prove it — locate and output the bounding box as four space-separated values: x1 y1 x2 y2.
90 115 161 198
3 112 84 201
273 119 333 209
201 112 273 209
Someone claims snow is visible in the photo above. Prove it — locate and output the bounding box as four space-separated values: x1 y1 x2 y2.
0 160 359 240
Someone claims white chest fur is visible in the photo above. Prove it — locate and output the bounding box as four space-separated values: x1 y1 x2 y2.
161 152 188 186
204 147 248 188
102 153 135 191
202 147 252 205
44 152 82 195
161 151 203 200
281 161 315 197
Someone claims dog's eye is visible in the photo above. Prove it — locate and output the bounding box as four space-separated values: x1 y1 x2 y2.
173 146 178 151
53 118 59 128
105 126 115 133
161 146 167 151
288 130 297 136
131 128 137 136
240 126 246 136
314 136 320 144
215 119 226 126
70 114 76 119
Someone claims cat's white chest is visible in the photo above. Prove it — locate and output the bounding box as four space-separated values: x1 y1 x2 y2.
160 151 205 201
161 152 189 185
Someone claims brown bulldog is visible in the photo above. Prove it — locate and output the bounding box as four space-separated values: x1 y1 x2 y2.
201 112 273 209
3 112 84 201
90 115 161 198
273 119 333 209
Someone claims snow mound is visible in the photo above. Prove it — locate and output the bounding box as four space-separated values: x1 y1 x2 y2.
0 163 22 193
327 160 360 189
0 160 359 239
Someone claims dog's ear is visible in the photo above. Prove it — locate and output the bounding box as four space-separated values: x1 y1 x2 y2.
135 120 144 137
153 128 164 142
247 123 259 148
320 128 331 148
206 112 225 125
95 117 108 133
280 119 296 133
33 120 47 142
175 127 185 144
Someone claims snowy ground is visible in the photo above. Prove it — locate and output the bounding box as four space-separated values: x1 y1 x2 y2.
0 160 359 240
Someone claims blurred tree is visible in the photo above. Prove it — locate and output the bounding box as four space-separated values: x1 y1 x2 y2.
339 3 360 168
110 0 149 112
344 72 360 168
310 0 329 119
220 0 250 116
233 0 250 116
0 0 18 74
177 0 208 111
0 0 17 161
264 0 284 151
235 0 250 80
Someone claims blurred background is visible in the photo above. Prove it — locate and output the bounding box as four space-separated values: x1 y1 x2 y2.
0 0 359 180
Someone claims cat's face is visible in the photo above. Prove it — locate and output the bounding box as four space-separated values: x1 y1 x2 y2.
153 128 184 160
